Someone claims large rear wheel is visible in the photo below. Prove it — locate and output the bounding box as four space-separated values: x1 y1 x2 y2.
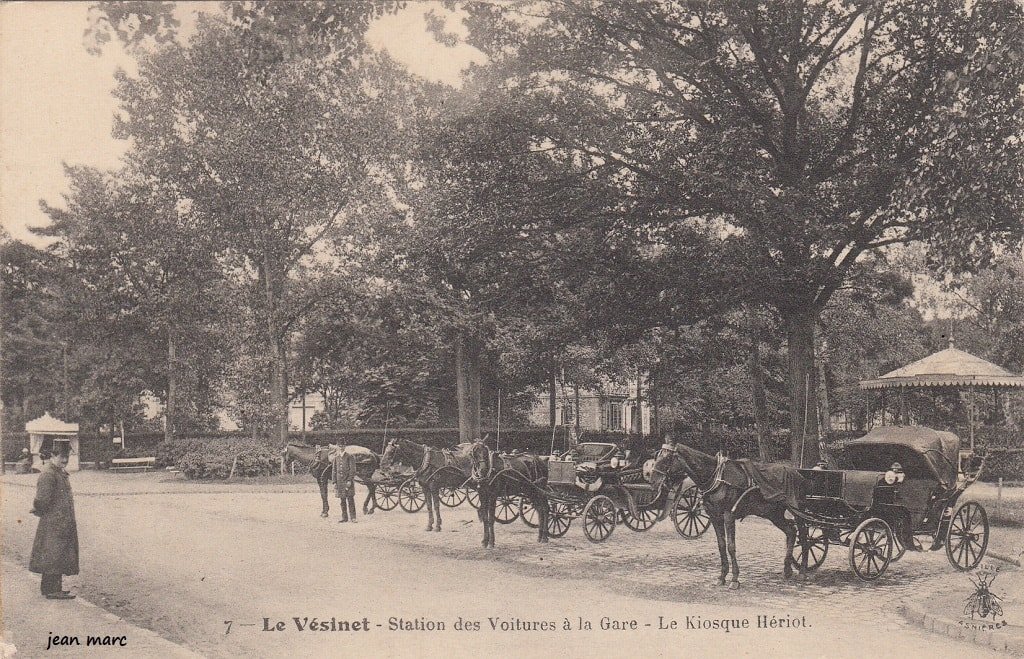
791 523 829 572
621 507 659 532
495 494 521 524
582 495 617 543
466 487 480 509
372 483 399 511
438 486 467 508
672 485 711 539
398 478 426 513
546 501 572 538
946 501 989 571
520 497 540 528
848 517 894 582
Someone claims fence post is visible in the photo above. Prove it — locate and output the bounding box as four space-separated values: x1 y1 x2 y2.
997 477 1003 518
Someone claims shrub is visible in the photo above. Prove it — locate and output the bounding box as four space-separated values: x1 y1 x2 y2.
981 448 1024 482
158 437 282 479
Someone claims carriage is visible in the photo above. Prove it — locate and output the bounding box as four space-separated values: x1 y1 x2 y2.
372 468 479 513
788 426 989 581
533 442 671 542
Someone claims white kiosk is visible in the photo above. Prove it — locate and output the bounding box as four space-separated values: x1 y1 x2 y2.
26 412 80 472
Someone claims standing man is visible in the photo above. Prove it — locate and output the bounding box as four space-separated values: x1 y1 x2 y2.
333 444 357 523
29 443 79 599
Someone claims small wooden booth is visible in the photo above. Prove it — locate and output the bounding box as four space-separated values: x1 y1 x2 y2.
26 412 81 472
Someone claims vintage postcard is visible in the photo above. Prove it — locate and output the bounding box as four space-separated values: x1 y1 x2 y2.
2 1 1022 657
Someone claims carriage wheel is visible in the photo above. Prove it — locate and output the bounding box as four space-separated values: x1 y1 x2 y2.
495 494 521 524
582 495 617 543
621 508 659 532
398 479 426 513
439 486 467 508
848 518 894 582
672 485 711 539
791 524 829 572
373 483 400 511
946 501 989 572
520 497 540 528
546 501 573 538
466 487 480 509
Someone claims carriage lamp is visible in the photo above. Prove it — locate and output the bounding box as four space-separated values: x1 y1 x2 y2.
610 456 621 468
884 470 898 485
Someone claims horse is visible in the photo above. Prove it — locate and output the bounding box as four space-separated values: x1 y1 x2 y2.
649 441 802 589
468 442 550 548
281 443 379 518
380 438 475 532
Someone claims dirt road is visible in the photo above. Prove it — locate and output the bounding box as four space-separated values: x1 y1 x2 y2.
2 473 1017 658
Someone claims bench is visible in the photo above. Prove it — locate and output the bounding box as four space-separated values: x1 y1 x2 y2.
110 457 156 472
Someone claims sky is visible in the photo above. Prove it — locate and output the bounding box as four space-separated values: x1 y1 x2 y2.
0 1 484 247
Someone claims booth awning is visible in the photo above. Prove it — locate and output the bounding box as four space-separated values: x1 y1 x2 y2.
859 346 1024 390
25 412 80 435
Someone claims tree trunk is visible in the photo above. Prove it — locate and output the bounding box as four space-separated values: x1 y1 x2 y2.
573 382 581 438
165 329 176 443
455 334 481 442
548 372 557 427
817 357 832 434
784 306 820 467
747 311 770 462
631 368 644 436
262 255 288 444
651 371 660 439
61 342 70 418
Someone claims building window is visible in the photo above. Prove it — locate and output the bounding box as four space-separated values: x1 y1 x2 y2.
607 402 622 430
561 402 575 426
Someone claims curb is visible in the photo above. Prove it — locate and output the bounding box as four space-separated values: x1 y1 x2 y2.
899 601 1024 656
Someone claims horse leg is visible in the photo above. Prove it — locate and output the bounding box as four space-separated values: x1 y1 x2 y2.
710 515 729 586
724 511 740 589
424 482 435 531
433 488 443 532
363 484 375 515
479 488 490 548
319 476 330 518
536 495 549 543
491 491 499 548
767 507 798 579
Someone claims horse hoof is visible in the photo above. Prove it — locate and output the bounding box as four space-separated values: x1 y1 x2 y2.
435 527 442 533
729 581 740 590
717 579 726 587
320 513 329 518
425 527 433 532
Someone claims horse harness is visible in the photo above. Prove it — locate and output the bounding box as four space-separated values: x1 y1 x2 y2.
658 446 758 514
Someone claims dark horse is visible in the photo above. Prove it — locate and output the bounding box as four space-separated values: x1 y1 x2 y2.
381 438 474 532
281 443 380 518
650 441 802 589
468 442 550 548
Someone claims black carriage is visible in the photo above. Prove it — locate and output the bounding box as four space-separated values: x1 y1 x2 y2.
540 442 668 542
789 426 989 581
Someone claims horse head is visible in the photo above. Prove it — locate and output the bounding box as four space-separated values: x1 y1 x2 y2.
650 443 684 491
468 440 492 483
380 439 396 470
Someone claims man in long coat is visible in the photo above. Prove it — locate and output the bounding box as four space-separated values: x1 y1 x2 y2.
333 444 357 523
29 445 79 599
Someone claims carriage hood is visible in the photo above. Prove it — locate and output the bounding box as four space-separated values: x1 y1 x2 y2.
842 426 960 489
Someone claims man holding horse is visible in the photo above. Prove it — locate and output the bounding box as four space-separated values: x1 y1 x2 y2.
333 443 358 523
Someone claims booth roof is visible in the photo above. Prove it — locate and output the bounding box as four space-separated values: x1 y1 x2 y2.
859 346 1024 390
25 412 79 434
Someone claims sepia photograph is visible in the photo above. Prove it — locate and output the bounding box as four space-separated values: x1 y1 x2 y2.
1 1 1023 657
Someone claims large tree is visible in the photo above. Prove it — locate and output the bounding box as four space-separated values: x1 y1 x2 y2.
461 0 1024 464
92 1 409 441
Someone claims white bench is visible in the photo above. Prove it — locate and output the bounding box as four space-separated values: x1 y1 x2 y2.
110 457 156 472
